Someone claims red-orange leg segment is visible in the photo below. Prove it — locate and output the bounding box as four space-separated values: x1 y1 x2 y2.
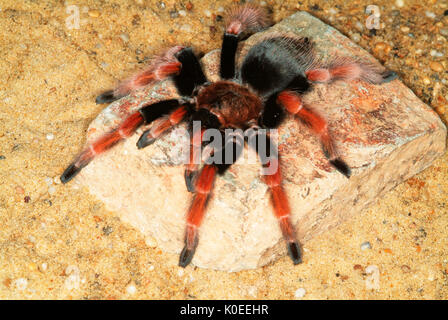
263 158 302 264
137 105 189 149
179 165 218 267
60 111 144 183
96 46 184 104
60 99 184 184
184 128 205 192
277 91 351 177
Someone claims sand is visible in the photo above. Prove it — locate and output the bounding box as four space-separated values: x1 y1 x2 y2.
0 0 447 299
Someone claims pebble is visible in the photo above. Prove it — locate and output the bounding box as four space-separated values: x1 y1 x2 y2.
148 265 155 271
294 288 306 298
0 155 5 160
126 283 137 295
15 186 25 194
440 28 448 37
119 33 129 43
46 133 54 140
178 10 187 17
400 26 410 33
425 11 436 19
430 50 444 58
177 268 184 277
422 76 431 85
39 262 48 272
204 10 212 18
64 265 80 290
395 0 405 8
45 177 53 186
430 61 444 72
360 241 372 250
14 278 28 290
365 265 380 290
88 10 100 18
48 186 56 195
351 33 361 42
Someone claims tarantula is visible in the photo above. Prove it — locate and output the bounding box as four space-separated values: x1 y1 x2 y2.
60 4 396 267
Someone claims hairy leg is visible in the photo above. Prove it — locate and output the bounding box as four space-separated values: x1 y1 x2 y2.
220 3 270 79
305 57 397 84
277 91 351 177
179 133 244 267
96 46 184 104
60 99 187 183
249 130 302 264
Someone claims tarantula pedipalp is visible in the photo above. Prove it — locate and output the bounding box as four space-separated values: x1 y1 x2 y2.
60 4 397 268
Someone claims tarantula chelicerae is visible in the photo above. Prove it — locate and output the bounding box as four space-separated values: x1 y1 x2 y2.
61 4 397 267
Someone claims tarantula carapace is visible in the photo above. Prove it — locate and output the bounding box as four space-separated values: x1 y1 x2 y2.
60 4 397 267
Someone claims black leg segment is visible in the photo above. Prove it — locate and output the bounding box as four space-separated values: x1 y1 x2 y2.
173 47 207 96
220 33 239 79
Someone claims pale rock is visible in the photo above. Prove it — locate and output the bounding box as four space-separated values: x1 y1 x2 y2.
75 12 446 271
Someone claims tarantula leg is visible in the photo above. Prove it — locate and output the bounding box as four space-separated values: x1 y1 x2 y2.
180 134 244 267
305 59 397 85
220 3 271 79
172 47 208 96
60 99 183 183
137 105 189 149
250 130 302 264
184 128 205 192
277 91 351 178
60 111 144 183
180 165 218 267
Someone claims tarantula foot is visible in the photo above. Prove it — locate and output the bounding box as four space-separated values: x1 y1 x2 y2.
95 90 121 104
60 163 82 184
136 130 156 149
287 241 302 265
330 158 351 178
380 70 398 84
184 170 197 193
179 245 197 268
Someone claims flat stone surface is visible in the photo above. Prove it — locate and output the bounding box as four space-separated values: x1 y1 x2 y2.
75 12 446 272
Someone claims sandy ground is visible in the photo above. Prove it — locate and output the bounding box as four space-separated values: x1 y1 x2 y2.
0 0 447 299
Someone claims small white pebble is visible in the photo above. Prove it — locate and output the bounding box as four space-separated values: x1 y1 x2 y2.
204 10 212 18
64 265 80 291
351 33 361 42
294 288 306 298
53 176 61 184
361 241 372 250
14 278 28 290
100 62 108 68
148 265 155 271
46 133 54 140
178 10 187 17
40 262 48 272
430 50 444 58
145 236 157 247
126 283 137 295
395 0 405 8
425 11 436 19
177 268 184 277
48 186 56 195
328 8 338 15
217 7 225 13
119 33 129 42
45 177 53 186
365 265 380 290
